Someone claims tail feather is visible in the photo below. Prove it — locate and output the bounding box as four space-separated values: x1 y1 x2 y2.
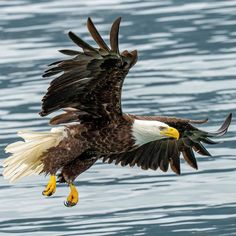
2 127 67 183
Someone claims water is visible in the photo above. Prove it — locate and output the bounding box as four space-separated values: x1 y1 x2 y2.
0 0 236 235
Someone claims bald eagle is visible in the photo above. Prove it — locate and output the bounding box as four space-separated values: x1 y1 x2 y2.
3 17 232 207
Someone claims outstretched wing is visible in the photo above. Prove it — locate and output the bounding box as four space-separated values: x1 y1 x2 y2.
102 113 232 174
40 17 138 123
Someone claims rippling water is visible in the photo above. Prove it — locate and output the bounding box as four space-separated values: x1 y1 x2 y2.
0 0 236 235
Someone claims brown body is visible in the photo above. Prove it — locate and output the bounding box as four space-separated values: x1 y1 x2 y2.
42 114 135 181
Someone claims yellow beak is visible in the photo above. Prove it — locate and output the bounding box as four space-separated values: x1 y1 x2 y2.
160 127 180 140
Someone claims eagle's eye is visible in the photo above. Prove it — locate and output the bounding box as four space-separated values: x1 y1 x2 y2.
159 126 167 131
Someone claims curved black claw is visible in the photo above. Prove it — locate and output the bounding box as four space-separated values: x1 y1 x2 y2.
64 201 77 208
42 191 53 197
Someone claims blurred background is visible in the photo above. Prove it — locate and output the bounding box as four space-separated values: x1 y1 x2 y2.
0 0 236 235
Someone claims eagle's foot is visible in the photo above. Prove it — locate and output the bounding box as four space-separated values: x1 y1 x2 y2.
42 175 56 196
64 184 79 207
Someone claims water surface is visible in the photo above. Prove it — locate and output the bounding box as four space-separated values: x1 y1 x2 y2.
0 0 236 235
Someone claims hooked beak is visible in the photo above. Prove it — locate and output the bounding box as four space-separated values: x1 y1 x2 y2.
160 127 180 140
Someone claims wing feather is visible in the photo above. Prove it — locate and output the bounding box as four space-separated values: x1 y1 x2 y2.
87 17 110 51
159 142 169 172
68 31 97 52
40 17 138 123
182 148 198 170
169 141 181 175
110 17 121 53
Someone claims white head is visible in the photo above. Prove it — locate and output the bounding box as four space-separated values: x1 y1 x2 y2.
132 119 179 146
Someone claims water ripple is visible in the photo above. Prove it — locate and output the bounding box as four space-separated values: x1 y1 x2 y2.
0 0 236 235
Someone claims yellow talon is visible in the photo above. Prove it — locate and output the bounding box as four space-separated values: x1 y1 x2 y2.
64 184 79 207
42 175 56 196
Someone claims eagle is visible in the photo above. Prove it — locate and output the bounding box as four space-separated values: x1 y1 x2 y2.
3 17 232 207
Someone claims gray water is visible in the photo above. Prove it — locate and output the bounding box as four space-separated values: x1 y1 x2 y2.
0 0 236 235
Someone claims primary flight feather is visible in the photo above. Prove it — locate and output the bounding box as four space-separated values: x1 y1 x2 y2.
3 17 232 207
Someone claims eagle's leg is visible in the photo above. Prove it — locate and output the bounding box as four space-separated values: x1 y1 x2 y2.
58 153 98 207
42 175 57 196
64 183 79 207
41 144 86 198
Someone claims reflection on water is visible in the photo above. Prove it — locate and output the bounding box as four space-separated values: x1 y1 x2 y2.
0 0 236 235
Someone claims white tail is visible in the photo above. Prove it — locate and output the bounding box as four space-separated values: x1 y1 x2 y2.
2 127 67 183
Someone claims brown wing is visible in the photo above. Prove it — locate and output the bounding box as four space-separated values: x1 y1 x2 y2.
102 113 232 174
40 17 138 124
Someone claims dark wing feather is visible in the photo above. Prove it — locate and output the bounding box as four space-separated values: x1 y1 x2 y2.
102 113 232 174
87 17 110 51
110 17 121 53
40 17 138 124
182 148 198 169
68 31 97 52
169 141 181 174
